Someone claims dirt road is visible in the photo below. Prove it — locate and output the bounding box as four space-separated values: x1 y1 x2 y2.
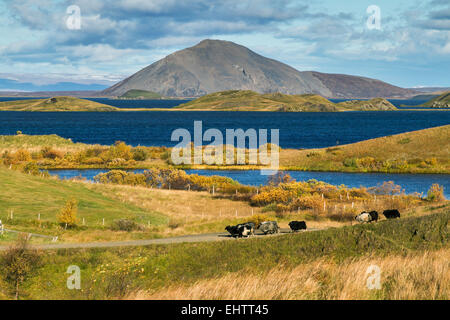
0 228 319 251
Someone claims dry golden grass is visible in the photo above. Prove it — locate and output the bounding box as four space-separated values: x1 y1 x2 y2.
129 248 450 300
280 125 450 172
85 182 265 236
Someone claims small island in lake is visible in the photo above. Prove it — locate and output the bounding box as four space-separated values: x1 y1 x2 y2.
175 90 398 111
0 96 120 112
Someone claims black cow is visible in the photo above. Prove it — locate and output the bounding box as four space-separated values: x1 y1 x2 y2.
383 209 401 219
225 225 241 238
368 211 379 222
289 221 307 232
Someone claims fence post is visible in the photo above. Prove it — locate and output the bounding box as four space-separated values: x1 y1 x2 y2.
235 210 238 218
212 185 215 196
102 218 105 226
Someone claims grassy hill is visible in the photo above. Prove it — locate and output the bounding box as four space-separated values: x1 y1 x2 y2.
415 91 450 108
0 97 120 112
336 98 397 111
0 167 167 236
175 90 397 111
118 89 162 99
0 133 88 152
280 125 450 172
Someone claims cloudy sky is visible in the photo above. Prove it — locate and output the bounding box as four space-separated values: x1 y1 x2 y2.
0 0 449 91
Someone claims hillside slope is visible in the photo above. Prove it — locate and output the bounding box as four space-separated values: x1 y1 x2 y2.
0 166 166 224
281 125 450 172
416 91 450 108
102 39 416 99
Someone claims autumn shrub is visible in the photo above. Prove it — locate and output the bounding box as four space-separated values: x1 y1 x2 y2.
369 181 403 195
57 199 78 228
111 219 143 232
267 172 292 186
0 235 41 300
425 158 438 166
41 147 63 160
2 151 14 165
107 141 132 161
82 157 104 165
343 157 357 168
14 149 31 162
22 162 40 175
427 184 445 202
132 148 148 161
251 188 295 206
290 194 323 211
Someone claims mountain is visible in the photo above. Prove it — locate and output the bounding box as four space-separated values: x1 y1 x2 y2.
407 87 450 93
103 39 416 99
175 90 397 112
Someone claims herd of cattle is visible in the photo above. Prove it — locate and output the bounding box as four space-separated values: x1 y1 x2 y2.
225 220 308 238
225 209 401 238
355 209 401 223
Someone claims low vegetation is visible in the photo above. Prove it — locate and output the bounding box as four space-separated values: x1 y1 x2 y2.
175 90 398 112
2 125 448 174
1 211 447 299
134 248 449 300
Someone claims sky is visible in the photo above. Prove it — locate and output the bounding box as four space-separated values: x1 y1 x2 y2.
0 0 449 91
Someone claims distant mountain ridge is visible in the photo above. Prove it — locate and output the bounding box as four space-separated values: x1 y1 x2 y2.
103 39 417 99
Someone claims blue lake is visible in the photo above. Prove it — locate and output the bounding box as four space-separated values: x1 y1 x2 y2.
48 169 450 198
0 110 449 148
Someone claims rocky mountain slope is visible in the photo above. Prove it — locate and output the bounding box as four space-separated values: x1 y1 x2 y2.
102 40 416 99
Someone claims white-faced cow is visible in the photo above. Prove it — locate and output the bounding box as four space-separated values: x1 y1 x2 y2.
355 212 373 223
225 222 254 238
289 221 307 232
